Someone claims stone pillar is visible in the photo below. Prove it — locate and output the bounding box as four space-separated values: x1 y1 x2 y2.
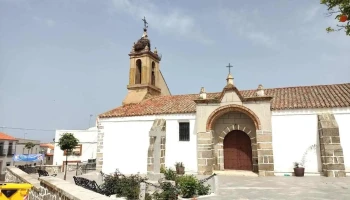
148 119 166 174
96 120 104 171
160 137 166 170
147 137 155 173
256 130 274 176
197 131 214 175
318 114 346 177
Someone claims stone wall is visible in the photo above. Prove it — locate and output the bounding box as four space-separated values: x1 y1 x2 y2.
318 114 346 177
36 165 61 174
5 167 110 200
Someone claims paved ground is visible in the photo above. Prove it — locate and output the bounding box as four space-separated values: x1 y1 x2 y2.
35 172 350 200
205 176 350 200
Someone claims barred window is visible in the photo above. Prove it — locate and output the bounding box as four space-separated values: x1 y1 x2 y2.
179 122 190 141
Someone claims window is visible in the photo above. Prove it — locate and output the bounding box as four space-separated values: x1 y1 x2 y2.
151 62 156 86
63 144 82 156
135 59 142 84
179 122 190 141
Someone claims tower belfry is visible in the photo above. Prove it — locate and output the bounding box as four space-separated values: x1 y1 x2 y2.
123 17 170 105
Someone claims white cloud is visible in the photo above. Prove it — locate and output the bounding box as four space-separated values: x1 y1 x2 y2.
218 8 278 48
110 0 213 45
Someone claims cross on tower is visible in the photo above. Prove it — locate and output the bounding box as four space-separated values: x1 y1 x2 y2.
142 16 148 29
226 63 233 74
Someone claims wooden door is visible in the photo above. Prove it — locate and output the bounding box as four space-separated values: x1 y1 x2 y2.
223 130 252 170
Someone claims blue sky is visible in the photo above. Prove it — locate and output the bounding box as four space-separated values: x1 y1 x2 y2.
0 0 349 142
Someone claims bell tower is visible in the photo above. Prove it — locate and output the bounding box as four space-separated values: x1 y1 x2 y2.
123 17 170 105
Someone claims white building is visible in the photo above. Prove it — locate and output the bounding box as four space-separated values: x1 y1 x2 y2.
53 127 98 171
96 25 350 177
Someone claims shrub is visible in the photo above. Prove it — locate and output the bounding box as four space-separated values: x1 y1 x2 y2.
152 181 178 200
100 171 147 200
177 175 198 198
163 167 177 181
197 182 210 196
176 175 211 198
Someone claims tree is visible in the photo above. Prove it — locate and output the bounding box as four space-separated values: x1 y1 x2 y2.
24 142 35 154
57 133 79 180
321 0 350 35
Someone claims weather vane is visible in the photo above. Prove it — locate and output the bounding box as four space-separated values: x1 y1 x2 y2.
142 16 148 30
226 63 233 74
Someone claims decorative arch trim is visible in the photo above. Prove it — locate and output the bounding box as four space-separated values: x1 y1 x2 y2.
206 104 261 131
217 125 254 144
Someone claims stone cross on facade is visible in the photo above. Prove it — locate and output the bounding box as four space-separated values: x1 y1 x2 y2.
147 119 166 174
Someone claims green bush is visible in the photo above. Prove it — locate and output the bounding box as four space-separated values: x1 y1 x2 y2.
100 172 147 200
197 182 210 195
163 167 177 181
152 181 178 200
177 175 198 198
176 175 211 198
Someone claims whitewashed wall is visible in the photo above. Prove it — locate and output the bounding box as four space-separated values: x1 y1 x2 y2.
53 127 98 166
272 108 350 175
101 114 197 174
335 113 350 172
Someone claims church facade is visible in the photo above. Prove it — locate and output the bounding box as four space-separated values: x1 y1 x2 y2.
96 25 350 177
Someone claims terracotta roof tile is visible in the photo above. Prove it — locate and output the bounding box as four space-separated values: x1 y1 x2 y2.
40 143 54 150
0 132 17 141
99 83 350 118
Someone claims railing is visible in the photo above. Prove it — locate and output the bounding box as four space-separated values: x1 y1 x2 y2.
0 148 8 156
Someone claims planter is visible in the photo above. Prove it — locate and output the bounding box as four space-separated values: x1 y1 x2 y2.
176 166 185 175
294 167 305 177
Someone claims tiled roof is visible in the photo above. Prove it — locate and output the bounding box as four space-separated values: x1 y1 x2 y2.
40 143 54 150
0 132 17 141
99 83 350 118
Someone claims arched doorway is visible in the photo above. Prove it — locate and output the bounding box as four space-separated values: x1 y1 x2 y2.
224 130 252 170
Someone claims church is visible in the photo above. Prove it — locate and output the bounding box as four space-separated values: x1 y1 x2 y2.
95 22 350 177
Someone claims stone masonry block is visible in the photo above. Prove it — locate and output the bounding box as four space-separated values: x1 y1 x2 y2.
258 150 273 155
197 145 212 151
258 164 274 171
199 151 213 158
334 149 344 156
321 137 331 144
331 136 341 144
325 171 334 177
335 171 346 177
257 134 272 142
198 159 207 165
321 128 339 136
324 144 342 150
327 164 345 170
198 139 212 145
325 157 334 164
198 132 212 138
265 171 275 176
257 143 273 149
324 150 334 156
252 150 257 157
335 157 344 164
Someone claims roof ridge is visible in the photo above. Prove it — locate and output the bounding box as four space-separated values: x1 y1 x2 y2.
159 82 350 97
